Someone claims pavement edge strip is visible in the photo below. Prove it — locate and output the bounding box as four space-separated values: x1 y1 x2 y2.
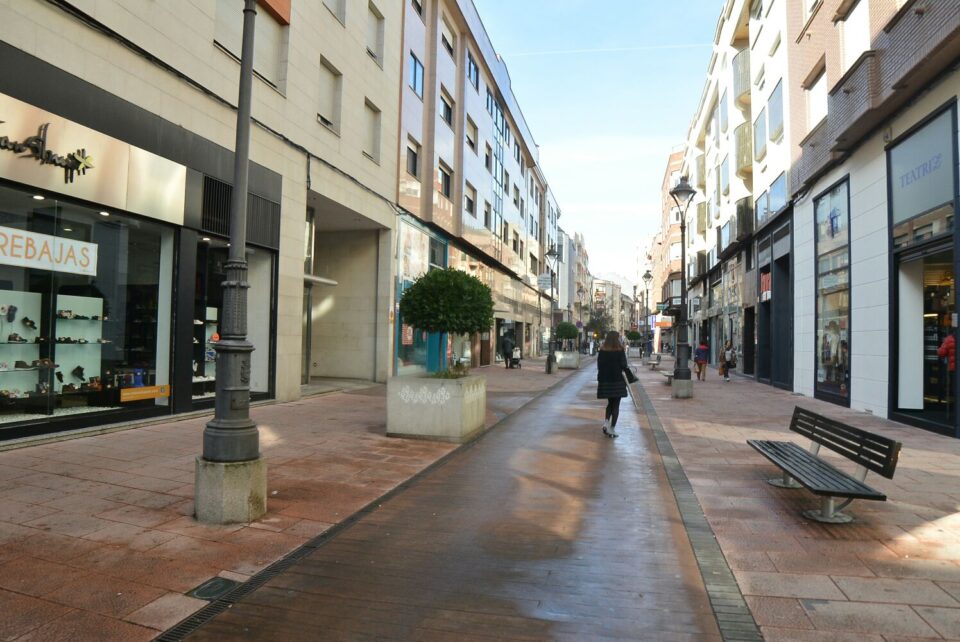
629 382 764 642
155 365 586 642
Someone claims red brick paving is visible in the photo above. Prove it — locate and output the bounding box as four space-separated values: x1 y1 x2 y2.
635 358 960 641
0 360 575 638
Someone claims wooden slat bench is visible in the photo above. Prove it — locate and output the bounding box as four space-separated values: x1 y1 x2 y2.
747 406 902 523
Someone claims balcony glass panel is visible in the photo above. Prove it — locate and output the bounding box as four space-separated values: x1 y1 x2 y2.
735 122 753 177
733 49 751 107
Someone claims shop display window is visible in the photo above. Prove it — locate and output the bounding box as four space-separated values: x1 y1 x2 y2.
193 238 273 401
814 179 851 402
0 183 173 426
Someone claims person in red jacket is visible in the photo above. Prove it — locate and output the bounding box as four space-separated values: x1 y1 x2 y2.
938 332 956 373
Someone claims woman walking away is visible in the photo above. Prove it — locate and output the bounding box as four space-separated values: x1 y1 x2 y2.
721 340 736 382
597 331 634 438
694 340 709 381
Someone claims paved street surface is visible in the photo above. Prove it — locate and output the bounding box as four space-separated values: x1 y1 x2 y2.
183 365 721 641
635 358 960 641
0 359 573 641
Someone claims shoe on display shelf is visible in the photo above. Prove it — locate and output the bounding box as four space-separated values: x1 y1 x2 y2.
21 317 37 329
7 333 26 343
72 366 85 381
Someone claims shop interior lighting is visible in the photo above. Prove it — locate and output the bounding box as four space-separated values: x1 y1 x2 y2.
201 237 211 242
99 211 110 216
32 195 44 200
63 227 73 232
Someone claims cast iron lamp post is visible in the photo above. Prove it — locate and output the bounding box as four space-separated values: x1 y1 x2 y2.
545 244 559 373
669 176 697 398
195 0 267 523
642 269 653 355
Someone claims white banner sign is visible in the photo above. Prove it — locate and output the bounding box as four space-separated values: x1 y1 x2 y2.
0 225 98 276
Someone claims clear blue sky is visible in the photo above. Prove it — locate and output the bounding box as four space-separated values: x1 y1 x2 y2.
471 0 722 281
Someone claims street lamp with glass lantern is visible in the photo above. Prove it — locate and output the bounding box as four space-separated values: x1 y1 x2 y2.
668 176 697 398
642 269 653 356
544 244 559 373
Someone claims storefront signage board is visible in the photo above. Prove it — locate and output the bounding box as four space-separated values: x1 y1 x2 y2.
0 93 186 226
0 225 97 276
889 109 954 224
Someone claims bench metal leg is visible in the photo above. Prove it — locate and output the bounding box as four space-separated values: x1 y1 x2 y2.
767 471 802 489
802 497 855 524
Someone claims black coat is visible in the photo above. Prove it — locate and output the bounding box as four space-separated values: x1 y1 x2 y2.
596 349 631 399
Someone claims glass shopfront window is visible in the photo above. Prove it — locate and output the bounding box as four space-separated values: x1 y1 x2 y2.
0 183 174 427
396 220 432 374
891 104 958 435
193 238 274 401
814 179 851 403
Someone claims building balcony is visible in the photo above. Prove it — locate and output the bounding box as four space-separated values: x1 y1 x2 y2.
829 51 880 153
792 118 842 195
696 155 706 190
696 202 707 237
735 122 752 179
732 49 751 109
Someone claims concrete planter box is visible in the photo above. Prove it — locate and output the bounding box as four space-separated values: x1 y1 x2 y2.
387 374 486 443
556 351 581 369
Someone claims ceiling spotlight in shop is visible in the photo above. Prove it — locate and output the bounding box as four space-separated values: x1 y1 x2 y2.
99 211 110 216
32 195 44 200
202 237 211 242
63 228 73 232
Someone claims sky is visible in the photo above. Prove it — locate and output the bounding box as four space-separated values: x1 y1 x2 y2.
471 0 723 283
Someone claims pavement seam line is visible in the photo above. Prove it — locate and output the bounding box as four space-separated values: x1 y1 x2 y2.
155 366 585 641
628 380 764 642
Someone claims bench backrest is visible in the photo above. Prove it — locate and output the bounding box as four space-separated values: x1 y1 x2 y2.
789 406 901 479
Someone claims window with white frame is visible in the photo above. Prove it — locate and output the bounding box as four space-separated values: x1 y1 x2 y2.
467 52 479 90
411 0 423 18
406 137 420 178
513 185 520 208
754 106 767 160
465 183 476 216
483 201 492 229
409 52 424 98
466 118 478 153
440 90 454 126
323 0 345 23
807 69 827 129
485 143 492 171
768 80 784 142
215 0 286 88
441 16 456 57
362 99 381 162
366 2 384 64
439 163 453 199
721 156 730 195
841 0 870 73
317 56 342 132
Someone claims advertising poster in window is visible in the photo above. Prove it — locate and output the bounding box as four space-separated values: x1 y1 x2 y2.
815 180 851 401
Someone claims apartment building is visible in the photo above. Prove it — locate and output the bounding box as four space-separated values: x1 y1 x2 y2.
668 0 960 439
573 232 592 343
789 0 960 438
396 0 560 371
592 278 623 335
0 0 405 438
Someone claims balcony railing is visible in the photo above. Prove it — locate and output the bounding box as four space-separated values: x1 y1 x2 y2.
732 49 751 109
735 122 752 178
696 155 706 190
736 197 754 240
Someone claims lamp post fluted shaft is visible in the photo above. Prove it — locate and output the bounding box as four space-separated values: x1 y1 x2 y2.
669 177 697 397
204 0 259 463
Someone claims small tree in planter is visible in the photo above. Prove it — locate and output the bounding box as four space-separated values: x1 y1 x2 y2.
398 268 494 374
389 269 494 442
556 321 579 351
554 321 582 369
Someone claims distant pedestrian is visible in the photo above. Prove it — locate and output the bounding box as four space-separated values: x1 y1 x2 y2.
694 340 709 381
596 331 636 439
720 340 736 382
501 331 515 369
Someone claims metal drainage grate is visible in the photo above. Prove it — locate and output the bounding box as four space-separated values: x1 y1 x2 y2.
186 577 243 602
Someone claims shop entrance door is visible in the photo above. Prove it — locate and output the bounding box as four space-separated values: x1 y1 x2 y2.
894 247 955 434
742 307 755 376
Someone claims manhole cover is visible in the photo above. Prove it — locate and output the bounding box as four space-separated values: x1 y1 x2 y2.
186 577 242 601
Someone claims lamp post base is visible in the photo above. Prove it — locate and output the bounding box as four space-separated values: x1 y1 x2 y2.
195 456 267 524
671 378 694 399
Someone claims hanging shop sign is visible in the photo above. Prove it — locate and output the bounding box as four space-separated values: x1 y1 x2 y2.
0 93 186 226
0 225 98 276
